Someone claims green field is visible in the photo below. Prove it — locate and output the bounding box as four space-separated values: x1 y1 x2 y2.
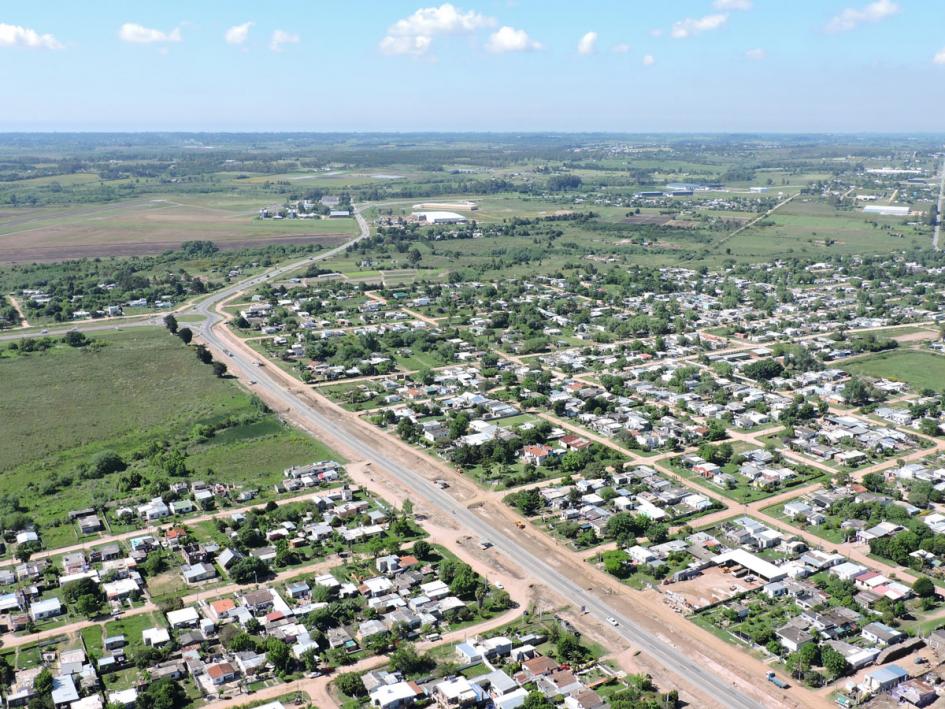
842 350 945 392
0 327 340 544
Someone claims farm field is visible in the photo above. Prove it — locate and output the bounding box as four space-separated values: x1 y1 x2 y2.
841 350 945 392
0 196 357 262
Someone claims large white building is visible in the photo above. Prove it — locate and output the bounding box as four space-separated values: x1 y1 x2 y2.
412 211 467 224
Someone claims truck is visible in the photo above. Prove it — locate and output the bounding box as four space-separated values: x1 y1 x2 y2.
766 672 788 689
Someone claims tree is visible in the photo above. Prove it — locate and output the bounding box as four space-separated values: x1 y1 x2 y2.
163 314 178 334
266 637 293 674
34 669 53 697
743 359 784 381
556 632 590 663
177 327 193 344
136 677 188 709
842 378 873 406
194 344 213 364
508 488 541 516
913 576 936 598
862 472 886 493
211 361 228 378
76 593 103 617
521 691 555 709
388 643 433 675
821 645 849 680
601 550 630 578
335 672 367 698
63 331 89 347
412 540 432 559
229 556 270 584
90 450 126 477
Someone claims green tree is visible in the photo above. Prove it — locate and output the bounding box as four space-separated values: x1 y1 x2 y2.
266 637 293 674
821 645 849 680
335 672 367 698
136 677 188 709
913 576 936 598
163 314 178 334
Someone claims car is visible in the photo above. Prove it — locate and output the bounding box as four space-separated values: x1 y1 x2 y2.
249 379 257 385
606 617 619 626
40 328 48 334
495 582 504 590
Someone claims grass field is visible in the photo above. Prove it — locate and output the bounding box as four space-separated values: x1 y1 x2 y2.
0 327 340 541
0 196 358 262
842 350 945 392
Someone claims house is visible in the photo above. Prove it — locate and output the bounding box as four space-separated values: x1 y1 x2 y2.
522 444 554 466
102 578 139 601
862 622 905 647
181 563 217 584
142 627 171 647
369 680 424 709
107 689 138 709
208 598 237 621
776 624 813 653
891 678 938 707
520 656 559 681
29 597 62 622
51 674 79 707
434 676 482 707
77 515 103 535
206 662 239 685
137 498 170 521
166 607 200 628
864 664 909 692
564 688 606 709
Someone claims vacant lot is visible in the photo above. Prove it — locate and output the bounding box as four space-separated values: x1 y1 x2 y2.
842 350 945 392
0 197 356 262
0 328 339 539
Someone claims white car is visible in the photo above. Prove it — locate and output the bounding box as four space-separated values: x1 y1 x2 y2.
495 582 504 590
606 617 619 627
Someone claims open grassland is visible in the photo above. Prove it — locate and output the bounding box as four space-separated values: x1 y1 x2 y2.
0 196 357 263
0 327 339 536
724 197 930 259
842 350 945 392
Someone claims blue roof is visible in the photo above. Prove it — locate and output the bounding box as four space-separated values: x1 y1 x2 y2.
870 664 908 682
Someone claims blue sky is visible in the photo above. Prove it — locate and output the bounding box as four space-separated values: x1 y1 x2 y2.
2 0 944 132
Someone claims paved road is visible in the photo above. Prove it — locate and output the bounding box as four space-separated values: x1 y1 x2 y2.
5 205 759 707
185 208 760 709
934 152 945 250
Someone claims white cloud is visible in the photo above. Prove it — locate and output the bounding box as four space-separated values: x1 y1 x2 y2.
643 54 655 66
577 31 597 55
118 22 182 44
0 22 63 49
745 47 766 60
825 0 899 33
611 43 632 54
934 47 945 65
671 14 728 39
380 35 433 56
269 29 299 52
225 22 253 45
649 29 663 38
486 26 541 53
713 0 752 10
380 3 495 56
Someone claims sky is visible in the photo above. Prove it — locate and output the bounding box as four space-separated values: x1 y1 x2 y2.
2 0 945 133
